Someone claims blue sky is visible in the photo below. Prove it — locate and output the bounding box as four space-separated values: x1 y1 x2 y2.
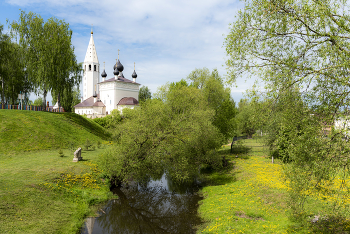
0 0 253 105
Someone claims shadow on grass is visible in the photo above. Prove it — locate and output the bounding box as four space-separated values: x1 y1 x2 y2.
231 144 252 155
218 148 251 161
288 215 350 234
200 161 236 187
80 158 90 161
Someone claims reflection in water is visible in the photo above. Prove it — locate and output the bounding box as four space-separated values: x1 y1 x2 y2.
81 174 203 234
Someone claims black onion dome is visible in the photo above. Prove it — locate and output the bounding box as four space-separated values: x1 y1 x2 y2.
132 70 137 79
113 67 119 76
117 59 124 72
101 69 107 77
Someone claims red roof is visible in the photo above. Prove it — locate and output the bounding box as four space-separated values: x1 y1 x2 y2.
74 94 105 108
117 97 139 105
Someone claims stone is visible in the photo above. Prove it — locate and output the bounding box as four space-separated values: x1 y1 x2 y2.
73 147 82 162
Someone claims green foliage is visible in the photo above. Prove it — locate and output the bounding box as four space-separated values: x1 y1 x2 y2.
120 107 138 120
236 99 260 138
93 109 122 129
225 0 350 222
10 11 82 111
187 68 237 140
99 86 224 185
33 97 43 106
231 139 251 155
58 149 64 157
138 85 152 103
84 139 92 151
0 23 29 105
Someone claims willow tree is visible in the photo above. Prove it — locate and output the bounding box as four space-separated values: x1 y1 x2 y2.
225 0 350 222
99 85 224 186
10 11 81 110
0 24 28 105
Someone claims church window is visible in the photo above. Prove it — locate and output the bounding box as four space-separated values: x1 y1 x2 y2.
94 65 96 71
84 65 86 71
89 65 91 71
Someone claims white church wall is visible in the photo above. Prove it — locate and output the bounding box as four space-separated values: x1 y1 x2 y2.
114 88 139 108
100 84 115 114
75 107 94 115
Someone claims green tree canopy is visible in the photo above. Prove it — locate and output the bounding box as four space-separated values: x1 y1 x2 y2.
10 11 81 111
33 97 43 106
236 99 260 138
0 24 28 105
99 85 224 185
138 85 152 103
187 68 237 140
225 0 350 221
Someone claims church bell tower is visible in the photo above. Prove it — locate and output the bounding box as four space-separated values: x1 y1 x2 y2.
83 29 99 101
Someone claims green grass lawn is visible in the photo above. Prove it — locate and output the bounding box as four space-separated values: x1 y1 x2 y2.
0 110 111 155
0 145 114 234
0 110 115 233
197 139 309 234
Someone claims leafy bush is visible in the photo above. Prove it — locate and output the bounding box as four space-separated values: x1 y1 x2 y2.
93 109 122 129
84 139 92 151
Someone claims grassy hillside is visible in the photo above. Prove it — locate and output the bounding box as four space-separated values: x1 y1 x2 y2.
0 147 114 234
0 110 111 155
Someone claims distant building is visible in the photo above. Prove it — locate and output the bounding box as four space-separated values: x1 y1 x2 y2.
74 30 140 118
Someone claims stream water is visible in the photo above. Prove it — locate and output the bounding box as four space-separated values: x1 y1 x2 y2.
80 174 203 234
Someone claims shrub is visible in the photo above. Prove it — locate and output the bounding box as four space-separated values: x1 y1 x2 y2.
84 139 92 151
58 149 64 157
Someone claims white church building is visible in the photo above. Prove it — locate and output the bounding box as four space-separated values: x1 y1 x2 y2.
74 30 140 118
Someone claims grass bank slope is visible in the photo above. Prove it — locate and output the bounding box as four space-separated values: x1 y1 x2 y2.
0 147 114 234
0 110 111 155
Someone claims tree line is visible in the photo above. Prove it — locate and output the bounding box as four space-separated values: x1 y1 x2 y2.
225 0 350 228
0 11 81 112
98 67 237 185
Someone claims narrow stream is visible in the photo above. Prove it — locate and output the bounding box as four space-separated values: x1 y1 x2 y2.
81 174 203 234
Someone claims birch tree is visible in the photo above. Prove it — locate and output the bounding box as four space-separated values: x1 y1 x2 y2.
10 11 81 110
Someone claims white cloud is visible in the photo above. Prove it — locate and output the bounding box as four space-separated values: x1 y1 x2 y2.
5 0 247 103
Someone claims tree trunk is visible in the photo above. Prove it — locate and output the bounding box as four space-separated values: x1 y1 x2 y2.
1 76 4 105
43 88 47 111
57 92 61 108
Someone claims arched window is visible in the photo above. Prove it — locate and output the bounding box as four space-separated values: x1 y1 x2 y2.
89 65 91 71
94 65 96 71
